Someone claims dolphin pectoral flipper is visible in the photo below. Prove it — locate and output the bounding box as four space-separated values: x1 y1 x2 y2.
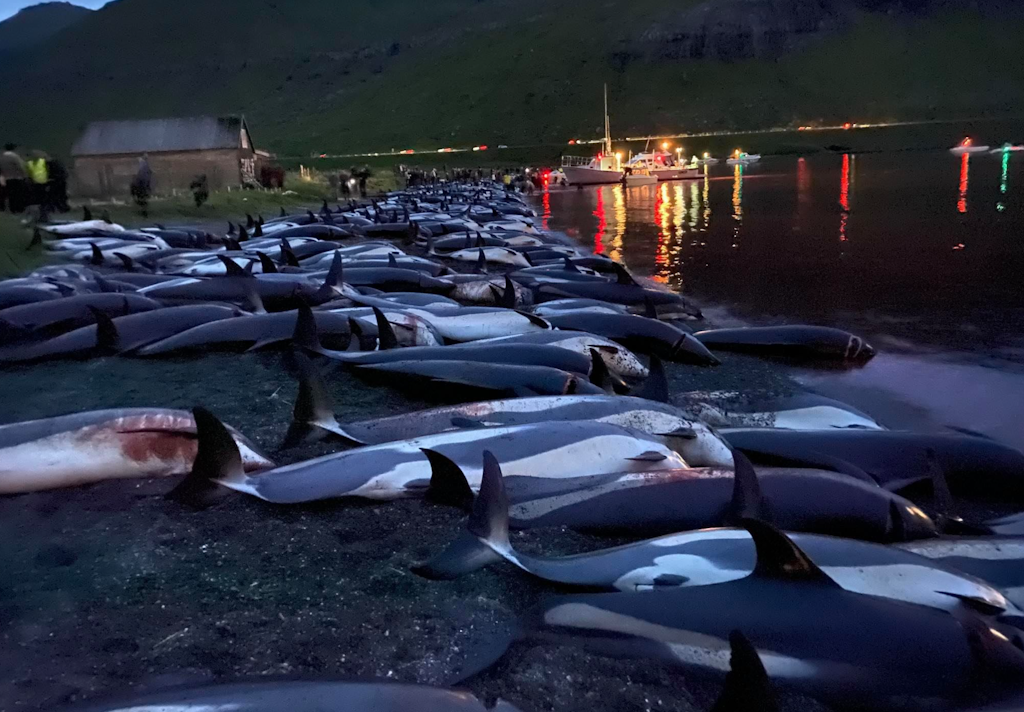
284 352 364 447
422 448 475 511
412 530 503 580
711 630 779 712
627 451 668 462
166 407 244 508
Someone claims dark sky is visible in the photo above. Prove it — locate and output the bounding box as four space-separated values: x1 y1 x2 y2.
0 1 108 21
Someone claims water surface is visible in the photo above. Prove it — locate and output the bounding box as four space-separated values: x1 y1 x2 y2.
543 150 1024 447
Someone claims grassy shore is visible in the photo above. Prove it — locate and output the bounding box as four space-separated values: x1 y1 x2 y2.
0 171 400 278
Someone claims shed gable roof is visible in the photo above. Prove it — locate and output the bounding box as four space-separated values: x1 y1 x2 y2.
72 116 251 156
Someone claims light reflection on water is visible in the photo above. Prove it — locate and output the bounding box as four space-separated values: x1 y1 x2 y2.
543 151 1023 357
542 150 1024 443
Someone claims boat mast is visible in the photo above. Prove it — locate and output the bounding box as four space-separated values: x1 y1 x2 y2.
603 83 612 155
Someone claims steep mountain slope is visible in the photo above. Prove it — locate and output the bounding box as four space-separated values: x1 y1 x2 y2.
0 2 92 53
0 0 1020 157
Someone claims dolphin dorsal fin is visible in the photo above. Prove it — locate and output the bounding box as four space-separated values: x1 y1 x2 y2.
710 631 779 712
742 519 837 586
728 450 773 524
166 407 244 508
422 448 475 511
371 307 399 350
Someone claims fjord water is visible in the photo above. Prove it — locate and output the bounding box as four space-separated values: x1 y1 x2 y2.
542 150 1024 448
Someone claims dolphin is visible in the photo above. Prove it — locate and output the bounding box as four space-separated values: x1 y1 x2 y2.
448 246 531 269
0 293 163 341
535 277 701 315
57 681 520 712
0 409 272 494
487 520 1024 710
542 312 719 366
137 310 356 355
356 359 605 397
0 304 243 362
42 219 125 236
282 353 731 469
897 537 1024 612
472 331 649 381
721 428 1024 498
169 408 696 505
693 325 876 363
694 393 884 431
415 451 1006 622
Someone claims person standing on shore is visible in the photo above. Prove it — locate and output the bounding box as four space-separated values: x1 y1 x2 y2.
130 154 152 216
0 143 28 214
26 150 50 211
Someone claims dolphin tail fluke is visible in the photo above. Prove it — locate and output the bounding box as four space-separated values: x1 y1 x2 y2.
411 529 504 581
372 307 400 350
284 351 364 447
710 631 779 712
166 407 244 507
631 355 668 403
414 449 515 580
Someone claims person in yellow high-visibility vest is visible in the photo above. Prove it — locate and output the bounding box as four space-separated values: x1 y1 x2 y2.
25 150 50 209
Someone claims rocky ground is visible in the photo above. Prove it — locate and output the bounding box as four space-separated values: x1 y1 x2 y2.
0 345 835 712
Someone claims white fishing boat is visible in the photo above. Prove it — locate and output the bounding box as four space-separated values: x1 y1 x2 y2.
701 152 720 166
950 138 990 155
561 84 624 185
623 167 658 186
624 151 700 181
726 150 761 165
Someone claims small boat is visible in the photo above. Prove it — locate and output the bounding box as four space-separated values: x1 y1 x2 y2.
624 151 700 181
561 84 625 186
950 138 990 155
726 150 761 165
991 143 1024 154
701 152 720 166
623 167 658 187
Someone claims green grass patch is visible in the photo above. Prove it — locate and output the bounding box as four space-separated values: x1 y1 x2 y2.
0 213 48 278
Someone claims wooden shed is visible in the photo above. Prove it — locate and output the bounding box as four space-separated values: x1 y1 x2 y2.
71 116 256 198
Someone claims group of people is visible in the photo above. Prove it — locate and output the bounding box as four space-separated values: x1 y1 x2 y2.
400 165 548 194
0 143 69 216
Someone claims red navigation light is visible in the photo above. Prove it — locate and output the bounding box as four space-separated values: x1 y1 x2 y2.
843 122 852 130
568 139 576 145
962 137 973 147
319 154 327 158
479 145 488 151
597 152 603 160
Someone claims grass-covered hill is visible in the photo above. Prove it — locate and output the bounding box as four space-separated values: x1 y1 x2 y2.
0 0 1021 158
